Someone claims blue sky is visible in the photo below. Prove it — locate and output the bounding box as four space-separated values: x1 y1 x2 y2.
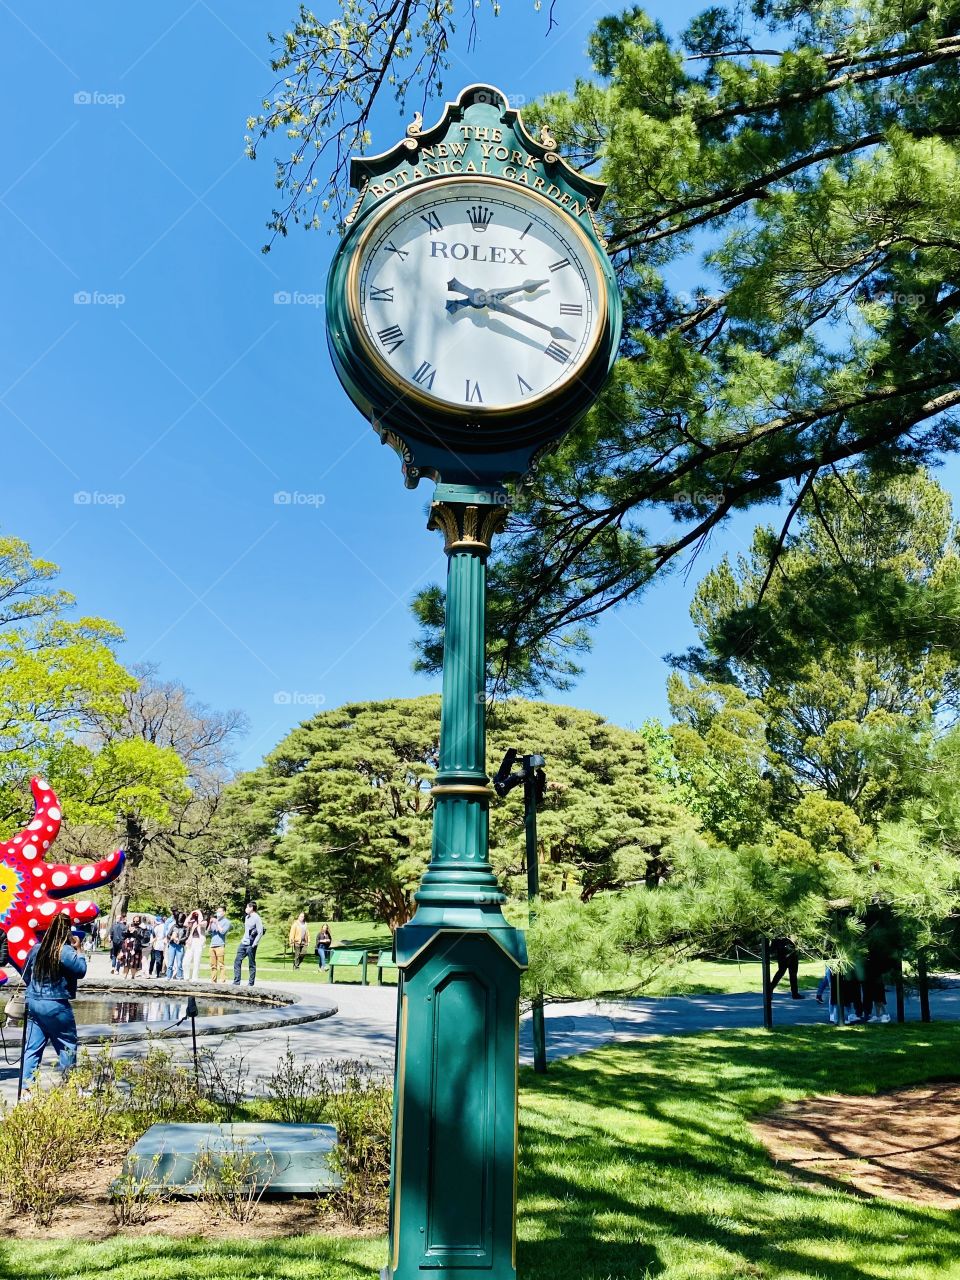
3 1 944 772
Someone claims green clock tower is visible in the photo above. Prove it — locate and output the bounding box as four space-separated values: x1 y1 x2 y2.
326 84 621 1279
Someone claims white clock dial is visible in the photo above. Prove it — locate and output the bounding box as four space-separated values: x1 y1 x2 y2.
349 178 605 414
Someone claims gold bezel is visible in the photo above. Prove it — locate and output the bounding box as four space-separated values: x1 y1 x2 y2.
345 174 609 418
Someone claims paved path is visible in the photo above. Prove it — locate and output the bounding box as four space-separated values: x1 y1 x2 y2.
1 953 957 1100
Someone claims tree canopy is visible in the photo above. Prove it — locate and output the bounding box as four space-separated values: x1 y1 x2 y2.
669 469 960 842
227 695 682 925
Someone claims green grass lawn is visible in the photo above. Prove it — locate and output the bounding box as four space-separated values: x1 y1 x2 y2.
223 921 821 998
223 920 395 986
646 955 824 997
5 1023 959 1279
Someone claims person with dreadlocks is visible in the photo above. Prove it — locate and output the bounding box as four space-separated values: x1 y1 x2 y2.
20 912 87 1086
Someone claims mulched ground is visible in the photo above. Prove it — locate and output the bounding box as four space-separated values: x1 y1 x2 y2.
752 1082 960 1209
0 1142 380 1240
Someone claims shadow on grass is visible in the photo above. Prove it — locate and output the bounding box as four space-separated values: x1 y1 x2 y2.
516 1024 960 1280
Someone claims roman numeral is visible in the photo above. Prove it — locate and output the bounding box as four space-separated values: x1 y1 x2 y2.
384 242 408 260
544 342 570 364
370 285 394 302
377 324 405 353
549 257 571 272
420 209 443 232
559 302 582 315
519 222 533 240
465 380 483 403
517 375 534 395
413 360 437 389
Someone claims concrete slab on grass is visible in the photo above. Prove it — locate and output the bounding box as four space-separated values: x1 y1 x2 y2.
122 1122 341 1194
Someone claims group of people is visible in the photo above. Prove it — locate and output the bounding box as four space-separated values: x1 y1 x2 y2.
106 902 265 986
769 936 893 1024
287 914 332 970
16 902 271 1087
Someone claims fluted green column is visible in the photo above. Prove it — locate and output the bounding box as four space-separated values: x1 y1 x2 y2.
385 483 527 1280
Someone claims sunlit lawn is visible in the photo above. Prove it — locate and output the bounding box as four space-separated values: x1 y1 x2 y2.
236 924 822 998
5 1024 960 1279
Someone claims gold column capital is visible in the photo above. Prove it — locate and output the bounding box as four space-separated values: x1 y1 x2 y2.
428 500 509 554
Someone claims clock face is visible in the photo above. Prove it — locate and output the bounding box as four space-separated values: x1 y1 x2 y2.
348 177 606 415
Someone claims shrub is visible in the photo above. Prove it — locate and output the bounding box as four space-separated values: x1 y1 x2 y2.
197 1049 249 1121
71 1043 213 1140
0 1078 95 1226
193 1138 274 1224
321 1060 392 1227
110 1154 170 1226
263 1043 329 1122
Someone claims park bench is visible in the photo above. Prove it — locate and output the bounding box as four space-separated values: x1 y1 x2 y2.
376 950 398 984
328 948 369 984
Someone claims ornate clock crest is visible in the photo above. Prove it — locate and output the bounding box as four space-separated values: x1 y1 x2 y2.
326 83 622 487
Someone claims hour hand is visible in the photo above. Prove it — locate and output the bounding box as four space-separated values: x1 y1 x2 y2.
488 278 549 301
446 277 480 313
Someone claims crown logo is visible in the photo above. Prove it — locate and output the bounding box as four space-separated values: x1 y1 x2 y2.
467 205 494 233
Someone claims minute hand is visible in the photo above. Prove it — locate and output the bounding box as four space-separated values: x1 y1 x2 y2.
488 299 573 342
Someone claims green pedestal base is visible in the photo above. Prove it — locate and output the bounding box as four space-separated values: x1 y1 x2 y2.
384 927 526 1279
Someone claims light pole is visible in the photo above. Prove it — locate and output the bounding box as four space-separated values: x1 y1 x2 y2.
325 84 621 1280
494 749 548 1073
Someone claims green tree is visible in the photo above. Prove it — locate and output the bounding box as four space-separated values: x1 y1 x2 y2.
396 1 960 690
0 536 135 821
669 470 960 839
71 665 248 918
230 695 683 926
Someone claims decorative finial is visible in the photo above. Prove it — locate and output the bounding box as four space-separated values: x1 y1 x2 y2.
407 111 424 138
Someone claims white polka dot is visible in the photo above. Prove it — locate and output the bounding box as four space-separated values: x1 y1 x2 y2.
75 900 91 912
28 820 42 831
22 844 38 860
80 867 95 881
16 949 27 961
7 927 24 943
69 865 77 874
42 841 49 849
51 871 68 887
100 871 107 878
47 807 60 821
28 919 37 928
39 903 57 916
32 866 43 877
36 780 49 791
33 890 42 898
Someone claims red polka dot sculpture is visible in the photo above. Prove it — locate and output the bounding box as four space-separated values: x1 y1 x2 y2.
0 777 125 985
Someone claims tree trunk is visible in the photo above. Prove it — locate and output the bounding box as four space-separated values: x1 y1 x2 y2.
108 812 149 925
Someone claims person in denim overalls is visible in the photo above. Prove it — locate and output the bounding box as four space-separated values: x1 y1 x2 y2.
21 913 87 1086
